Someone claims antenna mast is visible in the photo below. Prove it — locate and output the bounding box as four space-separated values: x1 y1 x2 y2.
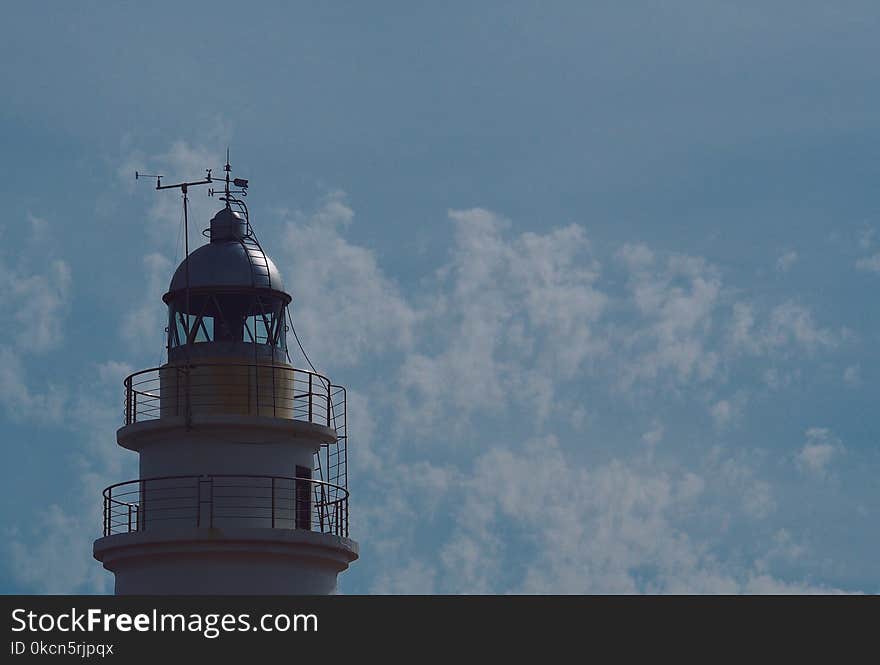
136 167 213 428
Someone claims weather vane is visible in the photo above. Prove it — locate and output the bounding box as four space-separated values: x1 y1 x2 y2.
135 148 248 200
134 148 251 258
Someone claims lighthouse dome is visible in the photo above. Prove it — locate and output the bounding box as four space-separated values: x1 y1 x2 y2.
164 207 288 298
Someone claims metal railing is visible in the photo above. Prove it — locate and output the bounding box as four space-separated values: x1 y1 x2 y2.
102 474 349 538
124 363 340 427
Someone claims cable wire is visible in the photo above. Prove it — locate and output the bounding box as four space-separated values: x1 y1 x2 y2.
244 206 320 377
157 201 186 367
287 307 319 375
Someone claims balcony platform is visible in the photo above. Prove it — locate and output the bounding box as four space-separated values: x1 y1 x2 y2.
94 526 358 595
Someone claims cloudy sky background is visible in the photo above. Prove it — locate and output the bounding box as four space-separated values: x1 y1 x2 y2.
1 1 879 593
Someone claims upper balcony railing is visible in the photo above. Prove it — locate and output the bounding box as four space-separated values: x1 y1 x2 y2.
123 363 342 428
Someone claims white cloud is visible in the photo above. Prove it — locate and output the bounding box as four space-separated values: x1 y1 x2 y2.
710 393 747 429
393 208 607 429
762 367 801 391
6 505 110 594
710 400 733 427
97 361 134 387
855 253 880 273
843 365 861 387
422 437 835 593
617 252 721 388
371 560 437 594
27 213 50 242
713 453 775 520
5 357 136 592
742 575 847 595
0 347 66 423
730 301 839 356
275 200 842 430
136 141 226 245
120 253 172 355
267 201 853 592
796 427 842 476
766 302 834 349
0 256 71 353
642 420 664 446
362 430 852 594
279 192 417 370
616 242 655 271
756 529 806 571
0 222 72 421
0 207 141 592
776 250 798 272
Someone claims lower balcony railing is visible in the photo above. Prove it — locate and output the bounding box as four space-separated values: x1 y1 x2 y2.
102 475 349 538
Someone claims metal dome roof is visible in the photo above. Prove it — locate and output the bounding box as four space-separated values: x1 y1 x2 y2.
163 209 287 299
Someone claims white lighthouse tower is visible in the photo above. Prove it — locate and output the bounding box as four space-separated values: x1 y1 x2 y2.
93 158 357 594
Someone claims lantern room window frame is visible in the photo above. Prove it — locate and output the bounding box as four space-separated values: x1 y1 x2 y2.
166 288 289 352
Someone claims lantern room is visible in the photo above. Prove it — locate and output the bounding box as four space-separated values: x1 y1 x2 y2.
162 207 291 364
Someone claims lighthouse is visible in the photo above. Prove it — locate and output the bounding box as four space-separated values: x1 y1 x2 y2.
93 158 357 594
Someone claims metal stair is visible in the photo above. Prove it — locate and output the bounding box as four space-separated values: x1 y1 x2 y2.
238 234 272 288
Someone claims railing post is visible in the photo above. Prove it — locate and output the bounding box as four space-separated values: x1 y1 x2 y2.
326 381 330 427
196 476 215 528
271 364 277 417
254 364 260 416
308 373 313 422
140 480 146 532
103 490 109 536
184 365 191 428
128 505 132 533
271 477 276 529
125 380 131 424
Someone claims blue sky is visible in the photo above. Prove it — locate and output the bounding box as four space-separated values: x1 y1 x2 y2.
1 1 879 593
